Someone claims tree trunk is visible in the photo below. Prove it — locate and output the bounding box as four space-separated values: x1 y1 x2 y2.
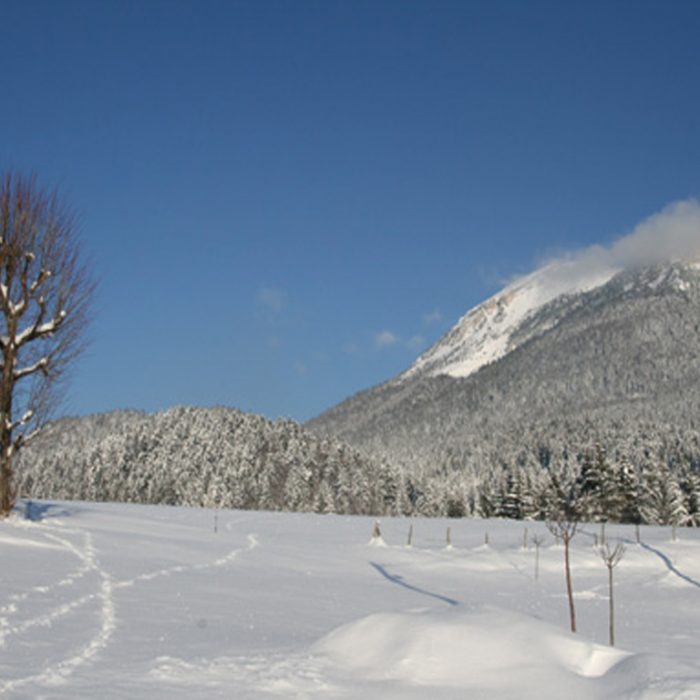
0 344 15 517
608 565 615 646
0 452 13 515
564 535 576 633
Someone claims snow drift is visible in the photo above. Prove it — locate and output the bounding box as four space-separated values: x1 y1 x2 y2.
316 606 630 698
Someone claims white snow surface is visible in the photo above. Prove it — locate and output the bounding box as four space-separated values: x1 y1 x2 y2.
2 501 700 698
402 259 620 381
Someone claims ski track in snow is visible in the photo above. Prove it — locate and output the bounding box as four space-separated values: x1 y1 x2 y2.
113 533 258 589
0 521 116 694
0 528 94 622
0 519 258 695
0 526 98 648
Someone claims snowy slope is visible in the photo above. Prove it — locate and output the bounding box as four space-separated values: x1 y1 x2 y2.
402 259 620 381
2 501 700 698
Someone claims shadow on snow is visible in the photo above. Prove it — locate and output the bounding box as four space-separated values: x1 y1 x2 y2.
370 561 460 606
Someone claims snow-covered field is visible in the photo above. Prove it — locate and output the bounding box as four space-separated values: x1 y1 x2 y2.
1 502 699 699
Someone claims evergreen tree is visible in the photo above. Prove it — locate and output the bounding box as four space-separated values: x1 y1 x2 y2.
577 444 621 522
616 456 642 524
682 471 700 526
640 463 688 525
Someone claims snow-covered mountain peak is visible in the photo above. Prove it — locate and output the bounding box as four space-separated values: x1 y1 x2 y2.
401 258 622 381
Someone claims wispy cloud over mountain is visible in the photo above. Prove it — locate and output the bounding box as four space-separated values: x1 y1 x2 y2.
524 199 700 292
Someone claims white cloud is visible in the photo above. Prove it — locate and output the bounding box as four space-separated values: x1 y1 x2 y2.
407 335 425 350
375 330 399 348
609 199 700 267
422 309 443 324
257 286 286 312
523 198 700 291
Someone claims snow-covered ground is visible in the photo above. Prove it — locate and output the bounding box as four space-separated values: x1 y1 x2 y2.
1 502 699 699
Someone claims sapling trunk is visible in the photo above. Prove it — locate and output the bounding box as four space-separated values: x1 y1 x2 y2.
600 541 625 647
564 534 576 633
608 565 615 646
532 534 544 581
547 519 578 634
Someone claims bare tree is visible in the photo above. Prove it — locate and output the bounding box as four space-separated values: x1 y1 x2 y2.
545 472 582 633
547 517 578 632
0 173 93 516
599 541 625 646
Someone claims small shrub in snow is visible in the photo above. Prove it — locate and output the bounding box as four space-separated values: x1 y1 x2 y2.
532 534 545 581
368 520 387 547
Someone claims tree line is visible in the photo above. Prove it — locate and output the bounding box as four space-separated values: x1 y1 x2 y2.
16 407 700 527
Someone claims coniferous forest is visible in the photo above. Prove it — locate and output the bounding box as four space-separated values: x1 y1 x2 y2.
17 406 700 527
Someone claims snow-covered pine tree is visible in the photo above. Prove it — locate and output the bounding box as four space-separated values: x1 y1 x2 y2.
640 463 688 526
612 455 639 524
681 471 700 526
577 444 621 522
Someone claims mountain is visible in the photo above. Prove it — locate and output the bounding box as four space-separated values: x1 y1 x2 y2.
307 259 700 477
400 258 620 382
17 260 700 523
17 406 405 516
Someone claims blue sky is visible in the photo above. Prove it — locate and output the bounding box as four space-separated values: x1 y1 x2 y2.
2 0 700 421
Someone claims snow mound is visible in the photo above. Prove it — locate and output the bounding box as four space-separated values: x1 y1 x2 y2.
315 606 630 693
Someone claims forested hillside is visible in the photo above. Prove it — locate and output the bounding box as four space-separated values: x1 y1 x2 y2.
309 263 700 473
305 262 700 524
17 406 406 516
